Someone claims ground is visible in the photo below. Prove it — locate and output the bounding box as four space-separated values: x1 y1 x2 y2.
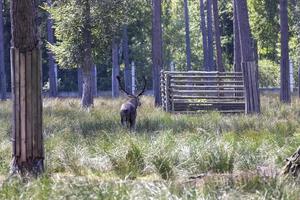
0 96 300 199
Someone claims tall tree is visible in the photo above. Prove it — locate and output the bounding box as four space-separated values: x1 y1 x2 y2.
123 25 132 94
184 0 191 70
235 0 260 113
47 0 57 97
0 0 6 100
112 38 120 98
10 0 44 174
233 0 241 72
152 0 163 106
199 0 208 70
207 0 215 71
81 0 93 107
212 0 224 72
279 0 291 103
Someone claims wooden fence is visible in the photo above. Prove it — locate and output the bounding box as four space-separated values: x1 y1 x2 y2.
161 71 245 114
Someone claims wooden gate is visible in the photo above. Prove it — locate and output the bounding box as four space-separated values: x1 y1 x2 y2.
161 71 245 114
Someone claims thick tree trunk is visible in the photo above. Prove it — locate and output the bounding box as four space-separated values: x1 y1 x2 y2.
112 39 119 98
199 0 208 71
152 0 163 106
47 0 57 97
123 25 131 94
81 0 93 108
206 0 215 71
78 67 83 97
92 65 97 97
10 0 44 175
184 0 191 71
212 0 224 72
233 0 242 72
279 0 291 103
0 0 6 100
235 0 260 114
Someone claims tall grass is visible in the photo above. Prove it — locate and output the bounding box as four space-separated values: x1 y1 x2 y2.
0 96 300 199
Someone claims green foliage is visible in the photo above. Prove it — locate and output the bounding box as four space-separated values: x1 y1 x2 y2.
258 59 280 87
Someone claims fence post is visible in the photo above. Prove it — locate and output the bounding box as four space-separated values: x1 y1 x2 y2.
165 72 171 112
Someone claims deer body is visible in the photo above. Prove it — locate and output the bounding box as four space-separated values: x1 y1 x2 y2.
117 76 146 130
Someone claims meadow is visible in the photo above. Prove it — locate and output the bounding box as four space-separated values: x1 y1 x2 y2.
0 96 300 199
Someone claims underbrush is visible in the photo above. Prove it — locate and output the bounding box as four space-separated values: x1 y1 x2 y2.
0 96 300 199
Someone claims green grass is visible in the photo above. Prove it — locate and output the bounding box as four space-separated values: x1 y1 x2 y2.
0 96 300 199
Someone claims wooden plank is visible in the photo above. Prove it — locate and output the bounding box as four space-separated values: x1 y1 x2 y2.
171 89 244 94
10 48 16 156
171 80 244 84
26 51 32 159
37 48 44 158
170 75 243 79
171 95 245 99
20 52 27 162
171 85 245 89
32 49 39 158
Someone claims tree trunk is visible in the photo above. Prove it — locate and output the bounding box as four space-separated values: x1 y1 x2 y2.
233 0 242 72
92 65 97 97
123 25 131 94
0 0 6 100
152 0 163 106
206 0 215 71
78 67 83 97
47 0 57 97
10 0 44 175
235 0 260 114
199 0 208 71
81 0 93 108
212 0 224 72
112 38 119 98
184 0 191 71
279 0 291 103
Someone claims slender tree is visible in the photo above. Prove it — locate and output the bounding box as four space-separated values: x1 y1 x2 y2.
212 0 224 72
199 0 208 70
123 25 131 94
152 0 163 106
279 0 291 103
235 0 260 113
10 0 44 174
233 0 241 72
47 0 57 97
81 0 94 107
207 0 214 71
184 0 191 70
112 38 120 98
0 0 6 100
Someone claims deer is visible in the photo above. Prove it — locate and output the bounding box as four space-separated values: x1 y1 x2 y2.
116 76 146 130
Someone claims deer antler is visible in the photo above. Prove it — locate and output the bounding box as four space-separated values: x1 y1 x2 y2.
116 76 131 96
137 77 147 97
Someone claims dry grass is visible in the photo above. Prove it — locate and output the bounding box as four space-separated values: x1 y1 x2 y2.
0 95 300 199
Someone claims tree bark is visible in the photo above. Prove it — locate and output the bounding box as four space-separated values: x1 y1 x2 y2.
47 0 57 97
123 25 131 94
0 0 6 100
206 0 215 71
212 0 224 72
81 0 93 108
233 0 242 72
199 0 208 71
112 38 120 98
152 0 163 106
235 0 260 114
78 67 83 97
184 0 191 71
10 0 44 175
279 0 291 103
